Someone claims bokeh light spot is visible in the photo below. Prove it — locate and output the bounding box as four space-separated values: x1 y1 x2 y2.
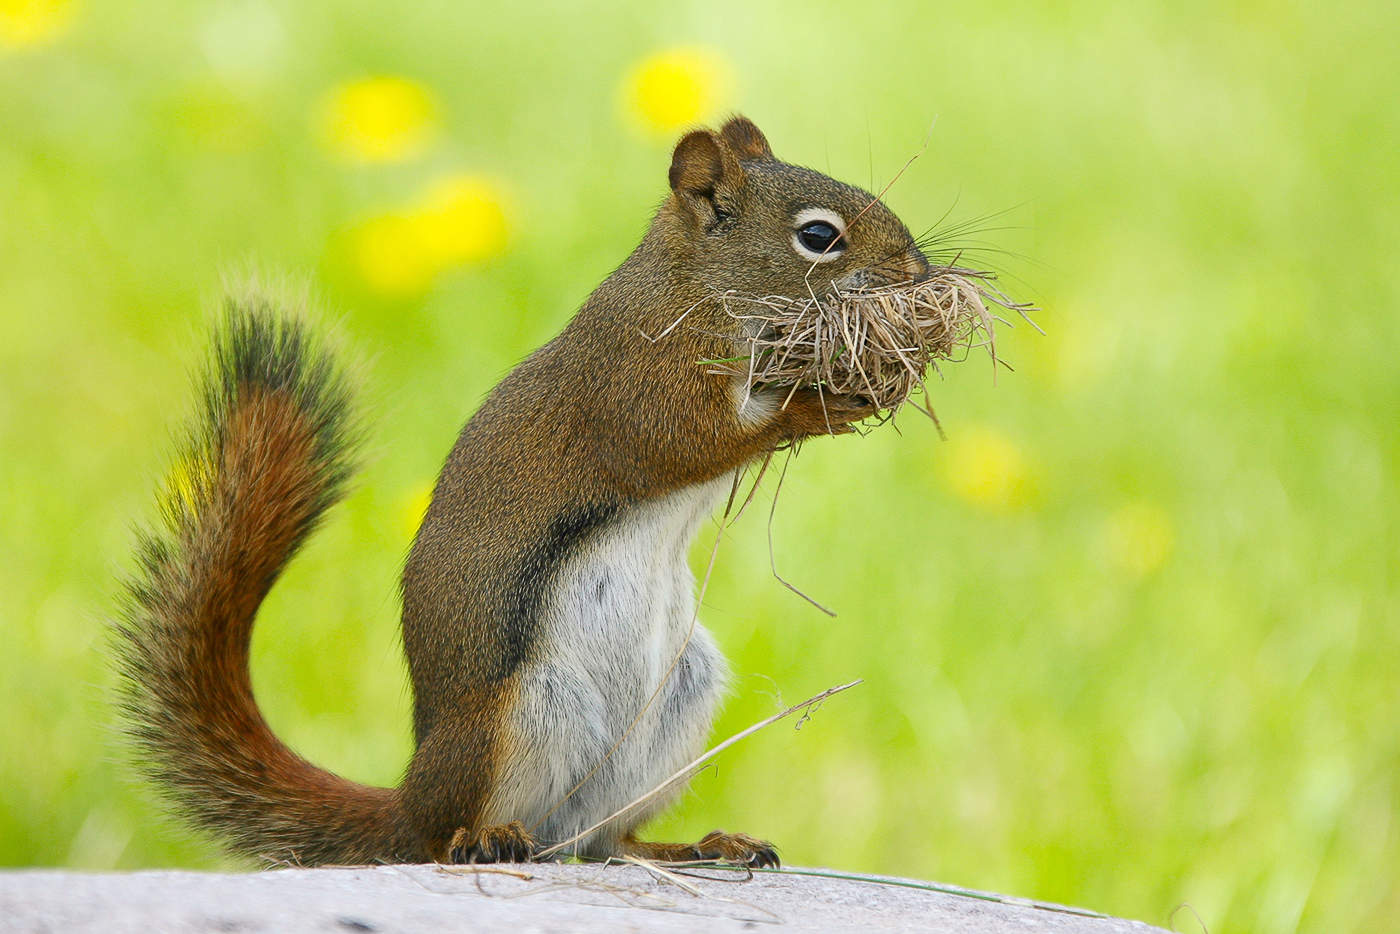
942 426 1034 511
162 455 204 510
319 75 440 163
350 212 438 297
1101 501 1175 577
400 482 433 541
415 174 509 268
350 175 509 296
623 47 732 135
0 0 75 47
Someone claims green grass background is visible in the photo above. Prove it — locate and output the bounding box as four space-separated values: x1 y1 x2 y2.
2 1 1397 932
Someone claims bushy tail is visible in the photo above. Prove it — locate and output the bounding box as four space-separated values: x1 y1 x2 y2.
114 292 405 865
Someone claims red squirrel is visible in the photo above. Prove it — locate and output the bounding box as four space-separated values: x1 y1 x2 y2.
115 116 931 866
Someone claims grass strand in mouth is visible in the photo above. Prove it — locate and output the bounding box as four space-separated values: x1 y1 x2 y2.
711 267 1037 420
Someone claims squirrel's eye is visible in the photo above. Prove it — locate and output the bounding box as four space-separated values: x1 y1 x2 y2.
798 222 841 253
791 209 848 262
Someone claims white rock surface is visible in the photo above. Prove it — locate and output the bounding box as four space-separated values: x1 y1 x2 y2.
0 863 1170 933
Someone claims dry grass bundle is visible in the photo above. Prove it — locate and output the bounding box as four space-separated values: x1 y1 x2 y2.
713 268 1035 421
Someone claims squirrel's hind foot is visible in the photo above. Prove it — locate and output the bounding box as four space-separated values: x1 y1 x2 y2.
447 820 538 863
622 830 780 868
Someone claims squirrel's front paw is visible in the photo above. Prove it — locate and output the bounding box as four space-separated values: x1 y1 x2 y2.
447 820 537 863
780 388 877 436
693 829 781 868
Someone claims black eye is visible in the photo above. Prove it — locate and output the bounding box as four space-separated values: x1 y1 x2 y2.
797 221 844 254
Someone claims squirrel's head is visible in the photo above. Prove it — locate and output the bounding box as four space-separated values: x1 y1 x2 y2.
657 116 929 300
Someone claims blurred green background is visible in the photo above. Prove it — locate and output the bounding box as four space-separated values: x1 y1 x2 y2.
2 0 1396 931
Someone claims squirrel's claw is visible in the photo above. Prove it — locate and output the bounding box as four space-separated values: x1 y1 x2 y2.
447 820 538 863
693 829 781 869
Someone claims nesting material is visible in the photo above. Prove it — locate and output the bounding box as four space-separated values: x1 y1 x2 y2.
714 268 1032 419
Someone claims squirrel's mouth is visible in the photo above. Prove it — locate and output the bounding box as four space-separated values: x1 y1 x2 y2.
832 249 932 292
712 266 1034 417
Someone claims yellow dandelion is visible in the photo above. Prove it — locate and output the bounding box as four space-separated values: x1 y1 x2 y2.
942 426 1034 511
0 0 75 47
622 47 733 136
162 454 208 511
350 212 439 297
1100 501 1174 577
400 481 434 540
350 174 509 295
319 75 440 163
1027 310 1120 396
414 173 509 268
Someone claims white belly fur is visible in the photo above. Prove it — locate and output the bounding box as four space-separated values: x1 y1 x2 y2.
489 476 730 853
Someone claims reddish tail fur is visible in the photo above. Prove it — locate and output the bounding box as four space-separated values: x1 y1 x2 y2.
114 297 407 865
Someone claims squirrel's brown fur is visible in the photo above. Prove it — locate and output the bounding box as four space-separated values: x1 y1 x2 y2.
115 117 928 866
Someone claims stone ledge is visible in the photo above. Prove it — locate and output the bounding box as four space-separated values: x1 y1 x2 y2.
0 863 1170 933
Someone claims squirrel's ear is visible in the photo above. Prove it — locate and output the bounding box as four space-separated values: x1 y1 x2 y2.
719 116 774 161
669 130 725 197
668 129 745 226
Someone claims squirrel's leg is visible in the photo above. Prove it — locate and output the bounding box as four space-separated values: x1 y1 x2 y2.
399 695 540 864
620 830 780 868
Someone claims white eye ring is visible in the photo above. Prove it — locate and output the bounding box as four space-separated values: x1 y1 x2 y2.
791 208 848 263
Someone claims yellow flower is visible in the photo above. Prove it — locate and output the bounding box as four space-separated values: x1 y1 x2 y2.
400 481 434 540
350 212 439 296
349 174 509 296
942 426 1034 511
414 174 509 268
1027 310 1119 396
622 47 733 136
162 454 208 512
319 75 440 163
0 0 75 47
1100 502 1174 577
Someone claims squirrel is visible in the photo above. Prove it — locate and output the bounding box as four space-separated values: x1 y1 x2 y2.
114 116 931 867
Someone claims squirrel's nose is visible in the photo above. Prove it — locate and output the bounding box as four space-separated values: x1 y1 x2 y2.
906 248 933 282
